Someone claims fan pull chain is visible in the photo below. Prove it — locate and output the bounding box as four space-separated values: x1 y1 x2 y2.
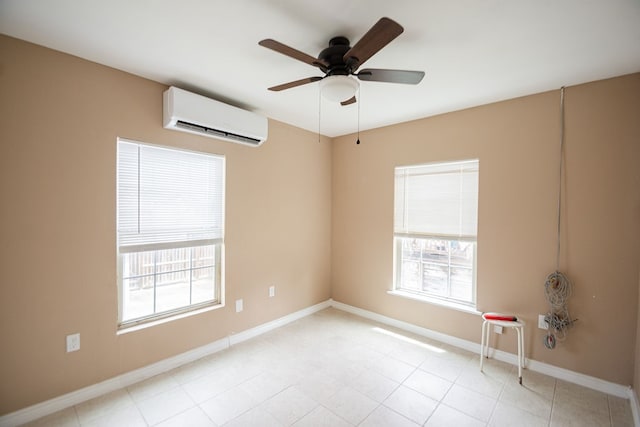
318 87 322 143
356 86 361 145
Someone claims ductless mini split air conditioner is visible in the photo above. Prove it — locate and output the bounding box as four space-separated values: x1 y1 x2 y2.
163 86 268 147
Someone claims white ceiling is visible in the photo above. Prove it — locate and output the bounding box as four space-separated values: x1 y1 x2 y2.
1 0 639 137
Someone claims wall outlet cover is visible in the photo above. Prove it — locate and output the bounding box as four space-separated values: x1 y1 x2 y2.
538 314 549 330
66 333 80 352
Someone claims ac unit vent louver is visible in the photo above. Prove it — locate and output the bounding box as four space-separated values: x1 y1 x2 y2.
175 120 262 145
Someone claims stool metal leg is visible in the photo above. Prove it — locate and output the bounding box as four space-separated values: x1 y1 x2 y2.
480 320 490 372
521 326 525 383
484 321 490 359
515 326 523 385
480 320 487 372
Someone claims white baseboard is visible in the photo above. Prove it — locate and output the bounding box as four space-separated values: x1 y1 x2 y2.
229 300 331 345
330 300 632 399
0 300 331 427
1 298 635 427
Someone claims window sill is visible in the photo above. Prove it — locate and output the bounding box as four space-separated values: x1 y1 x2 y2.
387 290 481 316
117 303 224 335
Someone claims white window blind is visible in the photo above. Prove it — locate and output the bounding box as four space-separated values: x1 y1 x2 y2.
117 140 225 252
394 160 479 239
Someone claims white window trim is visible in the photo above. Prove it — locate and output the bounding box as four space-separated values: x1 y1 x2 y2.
116 301 226 335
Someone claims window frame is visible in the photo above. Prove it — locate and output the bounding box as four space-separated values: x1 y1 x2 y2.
117 243 223 329
116 138 225 330
392 159 479 310
393 234 477 308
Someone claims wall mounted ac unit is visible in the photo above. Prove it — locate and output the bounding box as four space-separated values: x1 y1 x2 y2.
163 86 268 147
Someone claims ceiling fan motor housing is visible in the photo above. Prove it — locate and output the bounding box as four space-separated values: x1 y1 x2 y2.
318 37 355 75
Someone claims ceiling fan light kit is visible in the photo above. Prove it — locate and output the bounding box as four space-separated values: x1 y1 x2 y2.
259 17 425 106
320 75 359 102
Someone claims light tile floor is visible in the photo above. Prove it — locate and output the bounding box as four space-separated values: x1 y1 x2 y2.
24 308 634 426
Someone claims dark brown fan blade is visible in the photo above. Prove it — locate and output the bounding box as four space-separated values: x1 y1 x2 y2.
340 96 357 106
259 39 328 69
357 69 425 84
268 76 323 91
343 17 404 71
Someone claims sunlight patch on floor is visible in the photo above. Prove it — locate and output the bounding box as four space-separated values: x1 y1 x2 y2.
372 327 446 354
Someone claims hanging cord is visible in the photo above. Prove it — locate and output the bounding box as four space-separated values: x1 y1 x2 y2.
544 271 573 342
544 86 576 349
555 87 565 271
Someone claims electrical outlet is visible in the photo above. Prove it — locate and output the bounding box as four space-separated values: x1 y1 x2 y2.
269 285 275 297
235 299 243 313
66 333 80 352
493 325 503 334
538 314 549 330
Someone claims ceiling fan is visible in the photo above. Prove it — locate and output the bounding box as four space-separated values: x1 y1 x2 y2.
259 17 425 106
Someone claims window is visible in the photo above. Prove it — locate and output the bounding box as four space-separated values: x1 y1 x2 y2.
393 160 479 307
117 139 225 327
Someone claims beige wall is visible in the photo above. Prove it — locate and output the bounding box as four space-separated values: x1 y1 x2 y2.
0 35 332 414
332 73 640 386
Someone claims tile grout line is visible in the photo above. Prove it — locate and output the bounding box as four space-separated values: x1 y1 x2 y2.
548 377 557 426
608 394 613 427
488 363 511 426
71 405 81 426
